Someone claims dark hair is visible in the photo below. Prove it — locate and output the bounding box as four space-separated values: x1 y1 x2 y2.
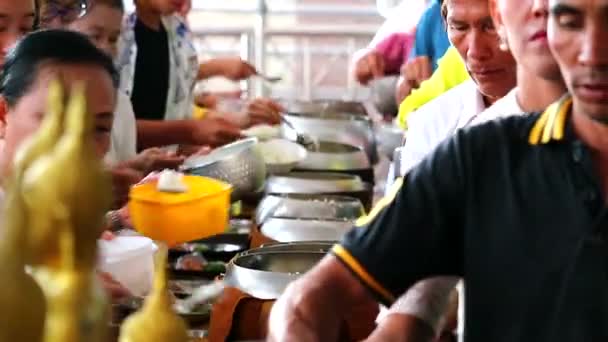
441 0 448 22
34 0 40 29
0 29 119 108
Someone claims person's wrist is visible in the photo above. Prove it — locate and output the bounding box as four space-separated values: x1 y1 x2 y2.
208 58 231 77
178 119 198 145
199 59 224 79
105 210 123 232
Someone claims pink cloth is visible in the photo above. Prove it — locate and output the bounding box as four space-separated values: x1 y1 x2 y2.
373 32 415 75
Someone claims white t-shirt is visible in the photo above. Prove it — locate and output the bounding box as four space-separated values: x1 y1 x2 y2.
470 88 523 125
106 91 137 165
400 80 485 175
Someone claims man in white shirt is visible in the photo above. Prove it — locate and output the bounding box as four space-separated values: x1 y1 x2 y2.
470 0 567 126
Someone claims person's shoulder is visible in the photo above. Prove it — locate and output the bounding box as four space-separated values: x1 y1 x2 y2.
459 113 541 149
412 80 475 115
406 81 477 138
418 0 441 23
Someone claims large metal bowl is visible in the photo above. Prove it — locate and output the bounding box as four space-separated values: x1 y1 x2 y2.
224 242 331 299
252 241 334 253
297 141 370 171
260 217 353 243
181 138 266 201
281 110 378 165
256 194 365 224
283 100 368 117
265 172 368 195
369 76 399 116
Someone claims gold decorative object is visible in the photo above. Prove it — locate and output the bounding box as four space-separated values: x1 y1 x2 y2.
17 79 66 266
24 80 111 267
20 80 112 342
0 82 58 342
119 246 189 342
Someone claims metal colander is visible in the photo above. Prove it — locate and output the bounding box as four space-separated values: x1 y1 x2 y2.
181 138 267 201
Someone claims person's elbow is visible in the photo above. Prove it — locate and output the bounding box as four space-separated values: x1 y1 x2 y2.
365 313 436 342
267 254 373 341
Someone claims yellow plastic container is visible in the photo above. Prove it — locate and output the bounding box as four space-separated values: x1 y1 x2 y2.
128 175 232 246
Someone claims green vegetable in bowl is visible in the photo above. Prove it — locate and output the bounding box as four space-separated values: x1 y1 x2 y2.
193 244 210 254
204 262 226 274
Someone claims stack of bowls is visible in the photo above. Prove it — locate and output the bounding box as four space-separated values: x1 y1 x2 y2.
257 173 368 244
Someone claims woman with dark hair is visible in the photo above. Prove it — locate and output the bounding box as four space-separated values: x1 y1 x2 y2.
0 0 38 132
0 29 117 174
0 1 37 66
0 29 130 300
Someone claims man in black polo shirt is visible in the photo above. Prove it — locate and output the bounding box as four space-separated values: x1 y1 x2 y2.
266 0 608 341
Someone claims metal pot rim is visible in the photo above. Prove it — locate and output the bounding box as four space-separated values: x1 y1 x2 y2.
181 137 259 170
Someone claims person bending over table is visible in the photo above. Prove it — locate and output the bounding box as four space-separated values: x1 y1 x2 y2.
266 0 608 340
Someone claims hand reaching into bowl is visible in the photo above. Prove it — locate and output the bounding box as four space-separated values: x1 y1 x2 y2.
188 117 243 147
244 98 284 128
177 145 212 157
125 148 186 174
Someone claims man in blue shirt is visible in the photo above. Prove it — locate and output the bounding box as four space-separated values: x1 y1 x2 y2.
410 0 451 70
397 0 451 102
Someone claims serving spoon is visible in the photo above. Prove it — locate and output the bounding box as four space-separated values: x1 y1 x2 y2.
255 73 282 83
280 116 319 150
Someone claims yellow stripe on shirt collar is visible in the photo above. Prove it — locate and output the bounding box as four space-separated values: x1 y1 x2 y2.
529 95 573 145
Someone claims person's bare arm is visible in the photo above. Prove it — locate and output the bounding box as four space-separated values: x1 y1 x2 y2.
136 118 242 150
136 119 193 149
198 57 257 81
366 314 435 342
367 278 459 342
268 255 373 342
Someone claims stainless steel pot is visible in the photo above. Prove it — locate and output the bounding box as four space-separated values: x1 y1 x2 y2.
224 242 331 299
297 141 370 171
260 217 353 243
281 110 378 165
180 138 266 201
255 194 365 224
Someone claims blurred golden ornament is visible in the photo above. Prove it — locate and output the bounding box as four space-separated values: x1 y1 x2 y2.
119 246 189 342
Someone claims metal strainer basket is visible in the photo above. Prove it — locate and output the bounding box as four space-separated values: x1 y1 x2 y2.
180 138 267 201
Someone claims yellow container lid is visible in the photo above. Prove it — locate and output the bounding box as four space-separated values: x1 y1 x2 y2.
129 175 231 205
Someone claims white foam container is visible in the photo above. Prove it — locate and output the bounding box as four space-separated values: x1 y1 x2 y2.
98 236 158 296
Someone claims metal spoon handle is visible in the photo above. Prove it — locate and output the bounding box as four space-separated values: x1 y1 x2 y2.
256 73 282 83
176 281 226 313
280 115 297 131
